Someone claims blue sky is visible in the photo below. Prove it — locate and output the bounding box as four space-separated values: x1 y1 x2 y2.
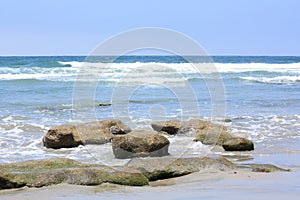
0 0 299 56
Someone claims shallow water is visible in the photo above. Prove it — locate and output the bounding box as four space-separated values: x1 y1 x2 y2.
0 56 299 165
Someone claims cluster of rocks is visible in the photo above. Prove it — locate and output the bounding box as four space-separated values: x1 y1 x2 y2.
43 119 254 159
151 119 254 151
0 119 290 190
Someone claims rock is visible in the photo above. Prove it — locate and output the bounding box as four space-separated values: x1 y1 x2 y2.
112 130 170 159
151 119 210 135
152 119 254 151
99 103 111 107
0 176 26 190
222 138 254 151
193 126 233 146
151 120 181 135
43 119 131 149
224 119 232 123
126 157 235 181
0 158 149 189
152 119 231 145
110 125 129 135
249 164 291 173
43 125 82 148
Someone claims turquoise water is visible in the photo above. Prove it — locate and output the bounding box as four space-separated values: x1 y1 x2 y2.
0 56 299 163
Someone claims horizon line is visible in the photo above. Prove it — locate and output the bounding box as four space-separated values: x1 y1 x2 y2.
0 54 300 57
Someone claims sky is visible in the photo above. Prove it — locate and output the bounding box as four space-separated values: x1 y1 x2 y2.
0 0 299 56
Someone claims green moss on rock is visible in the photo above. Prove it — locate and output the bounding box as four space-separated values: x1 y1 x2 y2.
107 171 149 186
0 158 149 190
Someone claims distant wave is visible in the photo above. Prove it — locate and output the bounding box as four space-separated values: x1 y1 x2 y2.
0 61 300 82
58 61 300 74
239 76 300 84
58 61 84 67
0 73 74 81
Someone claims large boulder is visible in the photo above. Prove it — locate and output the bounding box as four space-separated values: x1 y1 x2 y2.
43 119 131 149
112 130 170 159
151 119 254 151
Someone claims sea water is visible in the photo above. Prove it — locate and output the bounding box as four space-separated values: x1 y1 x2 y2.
0 56 299 165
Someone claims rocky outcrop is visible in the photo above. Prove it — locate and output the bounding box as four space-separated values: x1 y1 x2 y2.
0 158 148 189
152 119 254 151
43 119 131 149
222 138 254 151
126 157 236 181
112 130 170 159
0 157 291 190
0 157 235 189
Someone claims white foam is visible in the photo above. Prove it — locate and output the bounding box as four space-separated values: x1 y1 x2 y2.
0 73 73 81
215 63 300 73
1 62 300 82
229 114 300 143
240 76 300 84
59 61 300 74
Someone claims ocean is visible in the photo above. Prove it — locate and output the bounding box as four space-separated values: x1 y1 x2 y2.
0 56 299 166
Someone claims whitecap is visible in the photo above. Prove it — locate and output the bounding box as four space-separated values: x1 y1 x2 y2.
239 76 300 84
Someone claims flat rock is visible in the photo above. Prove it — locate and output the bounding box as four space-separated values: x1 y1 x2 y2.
126 157 236 181
249 164 291 172
112 130 170 159
0 158 291 190
0 158 148 189
43 119 131 149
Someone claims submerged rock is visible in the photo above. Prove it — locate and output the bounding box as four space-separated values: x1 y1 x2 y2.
222 138 254 151
99 103 111 107
249 164 291 173
152 119 254 151
43 119 131 149
112 130 170 159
